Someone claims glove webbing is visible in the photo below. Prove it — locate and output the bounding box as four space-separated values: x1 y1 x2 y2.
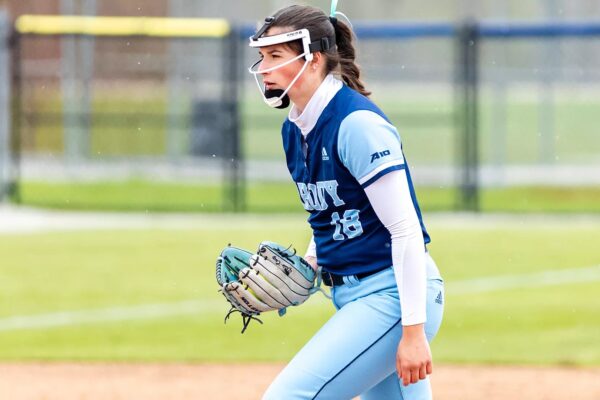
224 306 263 334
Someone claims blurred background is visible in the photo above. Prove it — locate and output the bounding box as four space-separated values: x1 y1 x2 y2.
0 0 598 213
0 3 599 399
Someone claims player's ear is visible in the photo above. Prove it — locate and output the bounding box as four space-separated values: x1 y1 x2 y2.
310 52 323 71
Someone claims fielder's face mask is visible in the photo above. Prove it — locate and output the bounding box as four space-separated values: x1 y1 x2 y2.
248 16 335 109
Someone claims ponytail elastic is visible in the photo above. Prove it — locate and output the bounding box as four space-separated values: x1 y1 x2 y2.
329 16 338 45
329 16 338 28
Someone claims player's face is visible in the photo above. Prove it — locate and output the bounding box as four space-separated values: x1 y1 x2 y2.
256 28 309 100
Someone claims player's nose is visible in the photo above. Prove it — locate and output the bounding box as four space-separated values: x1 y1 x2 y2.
258 61 271 75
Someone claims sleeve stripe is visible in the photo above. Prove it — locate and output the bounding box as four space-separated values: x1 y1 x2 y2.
358 159 405 185
361 164 406 189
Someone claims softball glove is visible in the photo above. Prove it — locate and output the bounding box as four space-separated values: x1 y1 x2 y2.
216 241 317 333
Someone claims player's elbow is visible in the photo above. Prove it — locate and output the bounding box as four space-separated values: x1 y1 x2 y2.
387 215 421 240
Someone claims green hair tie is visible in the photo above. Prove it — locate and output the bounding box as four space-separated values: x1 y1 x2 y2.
330 0 338 17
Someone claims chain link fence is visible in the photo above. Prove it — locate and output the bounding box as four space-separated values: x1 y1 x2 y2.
1 14 599 210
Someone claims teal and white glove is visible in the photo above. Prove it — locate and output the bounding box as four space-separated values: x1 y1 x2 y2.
216 241 317 333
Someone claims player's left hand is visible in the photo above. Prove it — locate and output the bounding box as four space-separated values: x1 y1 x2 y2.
396 324 433 386
216 241 317 333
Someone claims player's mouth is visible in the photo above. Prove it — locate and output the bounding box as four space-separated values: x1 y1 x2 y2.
263 80 276 89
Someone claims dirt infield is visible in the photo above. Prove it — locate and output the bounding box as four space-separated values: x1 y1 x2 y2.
1 363 599 399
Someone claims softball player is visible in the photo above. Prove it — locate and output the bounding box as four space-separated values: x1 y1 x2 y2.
248 4 444 399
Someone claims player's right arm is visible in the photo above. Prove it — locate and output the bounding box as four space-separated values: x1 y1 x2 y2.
337 110 431 386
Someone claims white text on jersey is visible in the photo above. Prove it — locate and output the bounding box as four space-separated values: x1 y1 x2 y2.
296 180 345 211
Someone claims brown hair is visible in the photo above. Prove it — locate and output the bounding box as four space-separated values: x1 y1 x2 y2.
261 5 371 97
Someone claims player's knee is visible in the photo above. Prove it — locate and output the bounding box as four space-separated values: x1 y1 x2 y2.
262 374 321 400
262 376 293 400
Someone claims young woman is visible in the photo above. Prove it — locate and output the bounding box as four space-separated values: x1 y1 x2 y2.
248 4 444 399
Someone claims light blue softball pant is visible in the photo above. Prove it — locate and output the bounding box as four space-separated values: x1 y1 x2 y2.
263 254 444 400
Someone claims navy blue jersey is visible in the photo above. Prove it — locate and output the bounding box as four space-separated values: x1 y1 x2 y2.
282 85 429 275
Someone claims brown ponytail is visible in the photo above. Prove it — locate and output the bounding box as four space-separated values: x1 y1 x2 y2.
327 19 371 97
257 5 371 97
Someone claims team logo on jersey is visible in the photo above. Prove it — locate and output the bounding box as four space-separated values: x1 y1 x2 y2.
296 180 345 211
435 291 443 305
370 149 391 163
321 147 329 161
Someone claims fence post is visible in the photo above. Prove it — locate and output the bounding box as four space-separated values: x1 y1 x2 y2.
222 27 245 212
0 10 10 202
456 20 480 211
60 0 95 163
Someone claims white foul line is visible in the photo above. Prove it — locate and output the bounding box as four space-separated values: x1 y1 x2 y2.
0 265 599 332
0 300 221 332
449 264 600 294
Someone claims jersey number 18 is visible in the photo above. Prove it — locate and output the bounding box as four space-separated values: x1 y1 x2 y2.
331 210 364 241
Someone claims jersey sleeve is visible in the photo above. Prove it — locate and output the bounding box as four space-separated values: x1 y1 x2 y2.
337 110 405 188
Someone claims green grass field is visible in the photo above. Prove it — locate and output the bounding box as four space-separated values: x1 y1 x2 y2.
16 180 600 213
1 214 599 365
